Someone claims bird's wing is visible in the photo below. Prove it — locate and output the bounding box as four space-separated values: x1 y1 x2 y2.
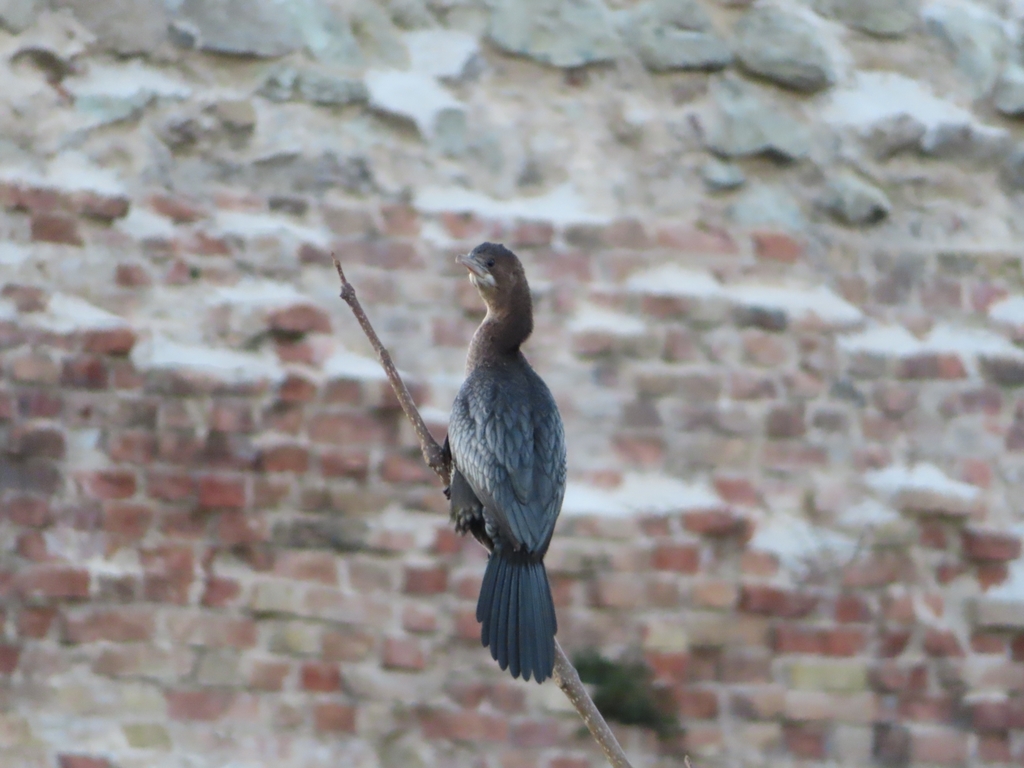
448 372 566 553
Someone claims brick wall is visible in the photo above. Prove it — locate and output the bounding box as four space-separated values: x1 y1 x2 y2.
2 182 1024 768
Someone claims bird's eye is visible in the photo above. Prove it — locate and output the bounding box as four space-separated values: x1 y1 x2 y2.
486 258 495 268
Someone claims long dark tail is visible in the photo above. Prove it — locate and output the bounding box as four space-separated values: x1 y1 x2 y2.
477 548 557 683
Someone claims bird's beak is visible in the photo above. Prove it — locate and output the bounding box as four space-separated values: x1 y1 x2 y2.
456 252 496 287
456 251 488 278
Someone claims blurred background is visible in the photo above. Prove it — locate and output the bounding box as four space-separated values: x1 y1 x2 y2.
2 0 1024 766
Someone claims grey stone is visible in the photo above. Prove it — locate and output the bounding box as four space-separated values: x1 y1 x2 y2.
729 183 805 230
701 158 746 191
822 171 890 226
349 0 409 68
995 63 1024 116
862 114 927 159
619 0 732 71
53 0 168 56
259 66 301 102
290 0 365 68
734 4 838 92
0 0 42 33
972 597 1024 629
814 0 918 38
1002 146 1024 190
170 0 304 57
298 69 368 106
488 0 622 68
924 0 1007 96
385 0 435 29
704 76 810 161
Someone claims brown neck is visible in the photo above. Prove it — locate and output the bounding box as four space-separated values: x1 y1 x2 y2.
467 288 533 368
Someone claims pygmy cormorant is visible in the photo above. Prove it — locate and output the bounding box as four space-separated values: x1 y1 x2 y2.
444 242 567 683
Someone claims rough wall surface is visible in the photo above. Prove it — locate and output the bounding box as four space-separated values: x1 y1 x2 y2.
3 1 1024 767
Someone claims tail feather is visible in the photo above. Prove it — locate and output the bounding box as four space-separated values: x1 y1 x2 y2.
478 550 556 683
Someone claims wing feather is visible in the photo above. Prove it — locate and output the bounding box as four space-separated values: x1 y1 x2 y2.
448 364 566 553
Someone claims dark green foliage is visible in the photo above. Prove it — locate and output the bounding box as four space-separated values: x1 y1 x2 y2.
573 649 679 739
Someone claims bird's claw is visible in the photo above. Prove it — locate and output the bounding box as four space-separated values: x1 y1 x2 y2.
443 485 451 500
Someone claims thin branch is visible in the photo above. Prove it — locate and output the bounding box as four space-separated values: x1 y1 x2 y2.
333 258 450 485
332 256 633 768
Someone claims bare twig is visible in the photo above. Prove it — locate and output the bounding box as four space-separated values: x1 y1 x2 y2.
333 258 450 485
332 256 633 768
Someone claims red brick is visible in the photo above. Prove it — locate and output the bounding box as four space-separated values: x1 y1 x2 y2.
381 452 435 484
10 353 59 384
57 757 114 768
79 469 136 500
897 353 966 380
971 700 1010 731
773 625 823 655
257 443 309 473
644 651 689 683
404 564 448 595
547 758 591 768
910 727 967 765
273 551 337 584
713 476 760 506
62 356 109 389
510 220 554 247
870 662 928 694
17 606 56 638
148 193 204 222
1012 634 1024 661
314 702 357 733
248 659 290 691
319 449 370 480
835 594 872 623
739 585 817 618
61 608 154 643
684 509 747 537
0 644 20 674
82 327 136 355
978 562 1009 590
783 722 826 759
674 687 719 720
115 262 152 287
2 494 51 527
651 543 700 573
961 527 1022 562
32 212 82 245
300 661 342 691
403 604 438 633
752 231 803 263
278 373 317 403
978 732 1011 763
107 431 157 464
510 719 560 748
419 706 508 742
102 502 152 541
140 544 194 604
380 203 420 236
454 607 481 641
201 576 241 607
322 627 375 662
198 475 246 509
146 469 195 501
923 629 964 658
383 636 426 671
16 566 90 599
656 224 737 254
307 411 393 445
971 632 1007 654
268 304 331 335
166 689 235 721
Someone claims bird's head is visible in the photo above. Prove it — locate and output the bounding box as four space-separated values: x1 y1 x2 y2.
456 242 528 312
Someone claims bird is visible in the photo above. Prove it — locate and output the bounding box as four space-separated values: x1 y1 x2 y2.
443 242 567 683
